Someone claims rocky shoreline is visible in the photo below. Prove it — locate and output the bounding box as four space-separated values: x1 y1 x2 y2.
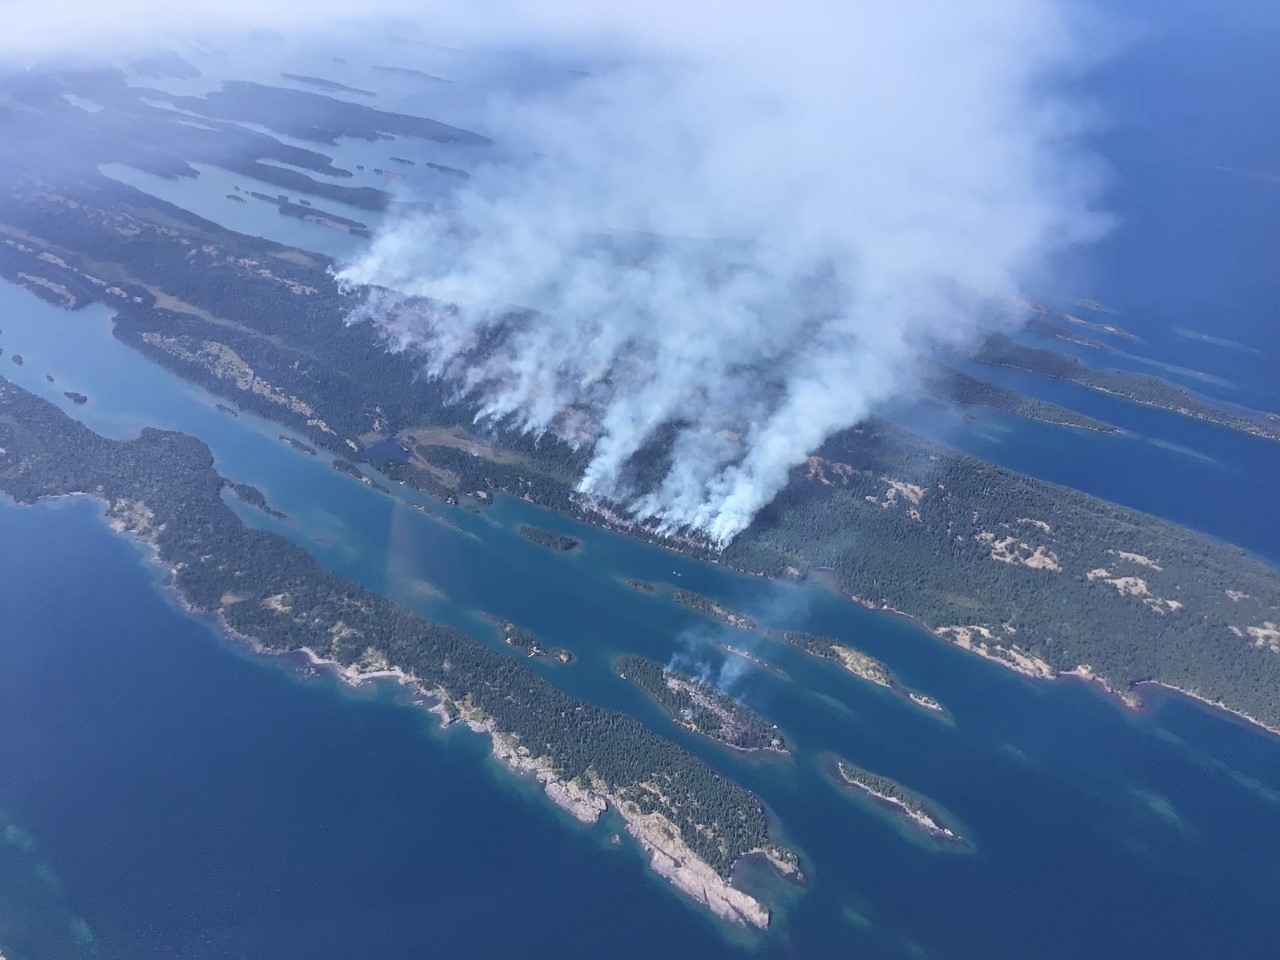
13 493 787 929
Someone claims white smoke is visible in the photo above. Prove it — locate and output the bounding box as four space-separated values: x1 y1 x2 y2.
337 0 1112 544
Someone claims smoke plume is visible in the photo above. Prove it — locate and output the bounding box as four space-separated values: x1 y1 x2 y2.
337 0 1111 545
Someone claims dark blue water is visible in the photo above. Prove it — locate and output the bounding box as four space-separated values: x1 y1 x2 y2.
0 499 746 960
1053 0 1280 411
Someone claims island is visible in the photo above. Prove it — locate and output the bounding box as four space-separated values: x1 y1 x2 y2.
246 191 373 238
926 362 1119 433
488 617 573 664
223 479 287 521
332 457 391 493
280 73 376 97
279 436 317 455
0 377 791 928
672 588 758 631
829 756 961 843
782 631 946 712
616 655 787 754
976 334 1280 442
62 391 88 405
518 524 581 552
783 631 891 684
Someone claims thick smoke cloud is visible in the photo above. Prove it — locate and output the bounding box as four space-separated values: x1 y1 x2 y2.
339 1 1111 544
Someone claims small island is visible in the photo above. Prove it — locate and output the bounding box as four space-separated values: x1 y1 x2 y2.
830 757 962 843
785 631 891 685
718 643 788 679
279 435 316 455
783 631 946 713
623 578 657 593
62 391 88 405
518 524 581 552
332 458 391 493
10 354 22 366
672 588 758 631
617 655 786 754
223 479 287 521
490 617 574 664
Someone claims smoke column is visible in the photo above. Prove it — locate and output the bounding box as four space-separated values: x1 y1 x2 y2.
338 0 1111 545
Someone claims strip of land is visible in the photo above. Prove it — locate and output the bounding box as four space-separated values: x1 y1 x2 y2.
976 334 1280 442
829 756 962 843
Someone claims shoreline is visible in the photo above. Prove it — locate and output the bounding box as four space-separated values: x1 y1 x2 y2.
810 574 1280 740
248 634 781 928
55 493 783 930
828 757 962 844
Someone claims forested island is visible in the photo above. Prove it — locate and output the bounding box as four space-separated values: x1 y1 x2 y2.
976 334 1280 442
829 757 961 843
1 68 1278 735
617 655 786 754
0 378 790 928
668 599 946 713
672 588 758 631
488 617 573 663
518 524 581 552
925 363 1119 433
332 457 390 493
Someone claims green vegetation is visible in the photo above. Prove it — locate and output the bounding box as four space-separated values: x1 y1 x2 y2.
783 632 893 686
490 617 573 664
672 588 758 631
280 436 316 455
223 480 287 521
624 578 657 593
835 760 927 816
977 334 1280 441
926 363 1118 433
246 192 373 238
62 391 87 405
0 378 779 880
332 458 390 493
617 655 785 753
518 524 581 552
725 421 1280 728
832 757 958 840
